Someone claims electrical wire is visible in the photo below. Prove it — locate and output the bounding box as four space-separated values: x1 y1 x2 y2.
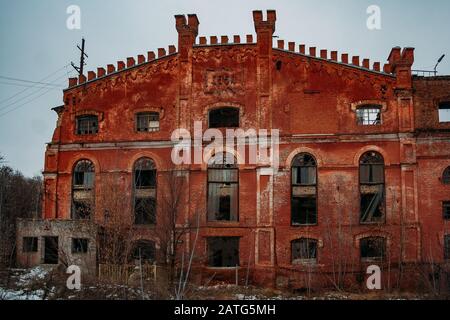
0 81 64 90
0 76 63 87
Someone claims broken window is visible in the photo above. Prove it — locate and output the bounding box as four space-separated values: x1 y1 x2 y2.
443 201 450 220
207 153 238 221
133 158 156 225
207 237 240 267
72 238 89 254
208 107 239 128
356 105 381 126
360 237 386 261
291 238 317 264
72 160 95 220
23 237 38 253
131 240 156 263
359 152 385 224
291 153 317 226
445 235 450 260
438 102 450 123
76 115 98 135
136 112 160 132
443 167 450 185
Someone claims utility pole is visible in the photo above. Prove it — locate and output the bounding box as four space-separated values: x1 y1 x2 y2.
71 38 88 76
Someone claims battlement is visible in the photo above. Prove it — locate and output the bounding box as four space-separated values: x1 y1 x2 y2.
195 34 255 46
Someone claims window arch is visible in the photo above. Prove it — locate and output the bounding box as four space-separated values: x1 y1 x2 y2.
208 107 239 128
207 152 238 221
291 238 318 264
72 160 95 219
359 152 385 223
133 158 156 225
360 236 386 261
291 153 317 226
443 167 450 185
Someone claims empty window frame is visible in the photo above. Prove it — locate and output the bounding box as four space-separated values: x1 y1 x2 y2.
291 238 318 264
76 115 98 135
443 201 450 220
133 158 157 225
291 153 317 226
360 237 386 261
356 105 382 126
136 112 160 132
359 152 385 224
72 160 95 220
207 153 238 222
207 237 240 268
443 167 450 185
208 107 239 128
131 240 156 263
72 238 89 254
438 102 450 123
445 235 450 260
23 237 38 253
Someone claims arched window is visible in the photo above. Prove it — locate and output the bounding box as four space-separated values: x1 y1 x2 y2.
72 160 95 219
442 167 450 185
131 240 156 263
291 153 317 226
133 158 156 225
208 107 239 128
359 152 385 223
356 105 382 126
291 238 318 264
360 237 386 261
207 152 238 221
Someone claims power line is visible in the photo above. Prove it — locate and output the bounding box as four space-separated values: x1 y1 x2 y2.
0 64 70 105
0 76 63 87
0 71 72 112
0 81 63 90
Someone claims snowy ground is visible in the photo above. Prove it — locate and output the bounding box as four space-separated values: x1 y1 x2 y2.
0 266 49 300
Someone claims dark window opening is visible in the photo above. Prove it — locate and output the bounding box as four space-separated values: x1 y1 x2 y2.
443 167 450 185
207 237 239 267
23 237 38 253
72 201 92 220
136 112 160 132
360 237 385 260
444 201 450 220
445 235 450 260
360 152 384 184
134 197 156 225
438 102 450 123
276 60 282 71
209 107 239 128
207 154 238 222
356 105 381 126
292 197 317 225
44 237 59 264
131 240 156 263
76 115 98 135
73 160 95 189
72 238 88 254
134 158 156 188
292 154 317 186
292 238 318 263
360 190 385 223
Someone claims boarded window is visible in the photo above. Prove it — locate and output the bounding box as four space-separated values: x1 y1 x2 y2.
136 112 160 132
360 237 385 260
444 201 450 220
131 240 156 262
292 238 317 263
443 167 450 185
23 237 38 253
291 153 317 225
207 237 239 267
207 153 238 222
72 238 89 254
209 107 239 128
76 115 98 135
134 197 156 225
445 235 450 260
438 102 450 123
360 152 385 223
356 105 381 126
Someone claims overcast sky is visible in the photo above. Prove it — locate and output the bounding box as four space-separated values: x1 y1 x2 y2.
0 0 449 177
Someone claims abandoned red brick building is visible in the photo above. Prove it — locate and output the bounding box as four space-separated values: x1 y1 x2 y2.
17 10 450 290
